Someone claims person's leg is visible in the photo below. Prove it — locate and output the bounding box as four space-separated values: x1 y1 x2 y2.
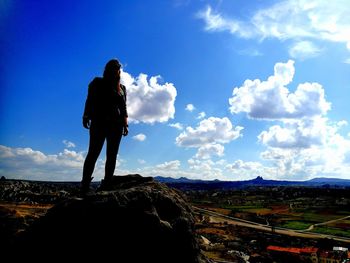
105 124 123 180
82 124 105 190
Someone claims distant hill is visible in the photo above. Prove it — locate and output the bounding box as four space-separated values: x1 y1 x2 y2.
304 177 350 186
154 176 350 190
306 177 350 183
154 176 204 183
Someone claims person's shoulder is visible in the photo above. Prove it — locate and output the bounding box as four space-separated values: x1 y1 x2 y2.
90 77 103 85
88 77 103 88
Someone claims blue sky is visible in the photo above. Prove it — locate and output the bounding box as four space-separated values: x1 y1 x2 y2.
1 0 350 181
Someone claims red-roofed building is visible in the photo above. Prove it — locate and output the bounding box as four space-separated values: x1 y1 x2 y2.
267 245 302 254
267 246 318 262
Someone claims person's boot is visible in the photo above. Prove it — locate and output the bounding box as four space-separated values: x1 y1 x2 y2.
98 176 113 191
80 176 94 196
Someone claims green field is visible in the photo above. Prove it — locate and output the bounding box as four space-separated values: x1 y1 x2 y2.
311 226 350 238
280 221 311 230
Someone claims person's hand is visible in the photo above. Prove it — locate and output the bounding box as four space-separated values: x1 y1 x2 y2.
123 125 129 136
83 117 91 129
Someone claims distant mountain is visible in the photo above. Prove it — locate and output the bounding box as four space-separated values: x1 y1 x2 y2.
304 177 350 186
307 177 350 183
154 176 350 190
154 176 203 183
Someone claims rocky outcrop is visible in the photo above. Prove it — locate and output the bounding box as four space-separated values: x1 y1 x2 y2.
14 174 208 263
0 179 82 203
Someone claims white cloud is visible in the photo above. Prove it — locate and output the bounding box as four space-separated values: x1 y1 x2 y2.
0 145 89 181
121 71 177 124
185 104 195 112
224 52 350 180
187 158 226 180
0 145 128 181
262 147 339 180
175 117 243 147
227 159 263 171
197 111 206 119
62 140 76 148
195 143 224 159
169 122 184 130
156 160 181 170
289 41 322 60
229 60 331 120
197 6 254 38
176 117 243 163
258 117 329 149
133 133 146 142
198 1 350 52
260 124 350 180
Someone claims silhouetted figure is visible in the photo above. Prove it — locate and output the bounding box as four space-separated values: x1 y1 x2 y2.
81 59 128 194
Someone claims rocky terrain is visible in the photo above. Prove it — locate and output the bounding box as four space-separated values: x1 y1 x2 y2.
1 175 209 263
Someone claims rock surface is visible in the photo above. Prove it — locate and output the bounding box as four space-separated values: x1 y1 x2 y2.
13 174 208 263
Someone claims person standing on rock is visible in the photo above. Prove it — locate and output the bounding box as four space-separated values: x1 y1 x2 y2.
81 59 129 194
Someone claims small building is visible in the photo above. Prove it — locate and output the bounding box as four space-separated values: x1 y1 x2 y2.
333 247 348 252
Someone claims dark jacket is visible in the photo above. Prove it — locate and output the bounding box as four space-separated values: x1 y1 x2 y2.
83 77 128 123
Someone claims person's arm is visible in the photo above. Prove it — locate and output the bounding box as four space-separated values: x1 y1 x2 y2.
121 84 128 136
123 116 129 136
82 80 95 129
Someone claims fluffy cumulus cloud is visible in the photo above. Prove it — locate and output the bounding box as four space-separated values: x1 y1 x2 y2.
254 99 350 179
175 117 243 161
121 71 177 124
185 104 195 112
133 133 146 142
227 159 263 171
260 135 350 180
195 143 224 159
187 158 227 180
258 117 350 179
258 117 330 149
0 145 90 181
229 60 331 120
156 160 181 170
197 1 350 52
227 59 350 179
176 117 243 147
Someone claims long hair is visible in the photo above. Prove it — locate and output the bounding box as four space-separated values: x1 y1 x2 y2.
103 59 121 79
